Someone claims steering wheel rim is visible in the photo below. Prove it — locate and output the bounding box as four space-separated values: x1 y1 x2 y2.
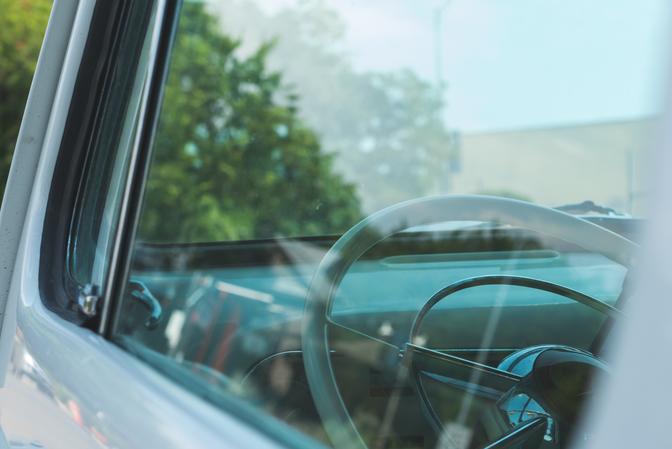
408 274 619 439
301 195 637 449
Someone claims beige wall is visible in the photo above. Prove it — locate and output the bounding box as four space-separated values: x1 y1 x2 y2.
450 119 656 215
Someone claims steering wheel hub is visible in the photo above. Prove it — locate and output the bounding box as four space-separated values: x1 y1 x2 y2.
496 345 608 446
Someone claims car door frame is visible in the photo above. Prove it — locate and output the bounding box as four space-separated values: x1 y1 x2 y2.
0 1 313 449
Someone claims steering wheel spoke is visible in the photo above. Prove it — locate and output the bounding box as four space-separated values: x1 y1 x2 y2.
327 319 402 367
483 416 547 449
404 343 521 397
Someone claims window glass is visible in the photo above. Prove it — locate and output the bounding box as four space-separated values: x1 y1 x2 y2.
114 1 666 448
70 2 159 289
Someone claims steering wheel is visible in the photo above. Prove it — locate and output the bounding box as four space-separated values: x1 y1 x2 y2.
408 275 619 447
301 195 637 449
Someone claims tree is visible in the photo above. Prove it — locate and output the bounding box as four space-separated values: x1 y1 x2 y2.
0 0 51 201
138 3 362 242
211 0 459 214
1 0 458 243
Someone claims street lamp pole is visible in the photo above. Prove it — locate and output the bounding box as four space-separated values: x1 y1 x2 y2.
434 0 451 87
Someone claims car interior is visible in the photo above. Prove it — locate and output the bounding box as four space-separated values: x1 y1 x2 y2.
117 198 637 449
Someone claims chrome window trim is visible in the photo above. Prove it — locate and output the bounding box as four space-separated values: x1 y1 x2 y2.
98 0 170 335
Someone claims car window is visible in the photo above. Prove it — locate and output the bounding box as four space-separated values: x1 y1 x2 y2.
70 5 160 289
111 1 665 448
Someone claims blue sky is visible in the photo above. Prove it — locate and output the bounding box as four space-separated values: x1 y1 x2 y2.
321 0 671 132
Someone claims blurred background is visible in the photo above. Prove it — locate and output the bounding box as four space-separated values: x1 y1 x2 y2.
0 0 51 201
2 0 667 242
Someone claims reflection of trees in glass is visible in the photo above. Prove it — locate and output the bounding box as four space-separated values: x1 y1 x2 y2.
212 0 459 213
141 0 460 242
140 3 362 242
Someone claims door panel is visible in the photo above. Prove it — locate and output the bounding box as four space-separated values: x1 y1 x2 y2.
2 297 282 449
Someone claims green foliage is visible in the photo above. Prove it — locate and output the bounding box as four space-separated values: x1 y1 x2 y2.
1 1 458 243
140 1 459 242
224 0 459 213
0 0 51 200
139 3 362 242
